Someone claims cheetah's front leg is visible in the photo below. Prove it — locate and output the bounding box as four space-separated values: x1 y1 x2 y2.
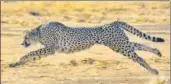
9 47 55 67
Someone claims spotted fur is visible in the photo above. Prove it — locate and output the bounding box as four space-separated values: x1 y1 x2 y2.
9 21 164 75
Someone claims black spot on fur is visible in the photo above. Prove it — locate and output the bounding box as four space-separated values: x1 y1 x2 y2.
139 32 142 37
143 33 146 38
136 30 139 36
152 37 156 41
147 36 151 39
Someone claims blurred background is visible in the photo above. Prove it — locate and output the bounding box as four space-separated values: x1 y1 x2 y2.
1 1 170 27
1 1 170 84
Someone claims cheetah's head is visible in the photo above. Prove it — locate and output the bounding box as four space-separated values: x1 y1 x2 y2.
21 29 40 48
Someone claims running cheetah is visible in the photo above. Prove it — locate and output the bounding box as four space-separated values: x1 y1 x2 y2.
9 21 164 75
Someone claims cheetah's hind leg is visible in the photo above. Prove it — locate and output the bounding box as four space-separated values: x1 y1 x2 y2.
126 50 159 75
9 47 55 67
130 42 162 57
107 44 159 75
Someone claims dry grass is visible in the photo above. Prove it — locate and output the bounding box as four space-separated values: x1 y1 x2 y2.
1 1 170 27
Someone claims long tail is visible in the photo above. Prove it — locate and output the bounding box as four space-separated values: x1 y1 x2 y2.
114 21 164 42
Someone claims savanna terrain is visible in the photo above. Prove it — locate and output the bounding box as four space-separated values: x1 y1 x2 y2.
1 1 170 84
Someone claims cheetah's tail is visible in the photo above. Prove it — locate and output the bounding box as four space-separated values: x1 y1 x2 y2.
116 21 165 42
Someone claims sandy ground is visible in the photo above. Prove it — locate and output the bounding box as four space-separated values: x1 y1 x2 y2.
1 1 170 84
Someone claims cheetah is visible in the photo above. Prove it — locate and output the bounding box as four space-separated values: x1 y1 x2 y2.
9 21 164 75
